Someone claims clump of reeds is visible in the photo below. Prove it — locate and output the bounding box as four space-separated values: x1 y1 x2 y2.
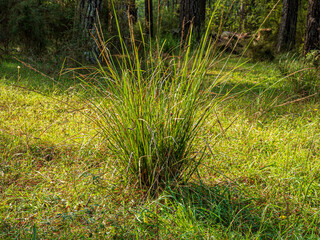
79 14 221 195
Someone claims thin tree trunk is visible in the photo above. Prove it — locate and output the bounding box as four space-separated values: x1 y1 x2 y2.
277 0 299 52
239 0 250 31
127 0 137 23
145 0 154 37
239 0 245 31
304 0 320 55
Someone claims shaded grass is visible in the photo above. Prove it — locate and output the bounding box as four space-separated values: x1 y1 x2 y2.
1 55 320 239
0 56 81 94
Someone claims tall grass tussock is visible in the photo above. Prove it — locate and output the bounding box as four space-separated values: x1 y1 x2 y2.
76 15 224 194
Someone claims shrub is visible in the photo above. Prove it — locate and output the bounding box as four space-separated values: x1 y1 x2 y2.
0 0 14 51
247 42 275 62
10 0 48 53
1 0 75 55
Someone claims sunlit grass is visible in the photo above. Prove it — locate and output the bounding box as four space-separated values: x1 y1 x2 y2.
1 54 320 238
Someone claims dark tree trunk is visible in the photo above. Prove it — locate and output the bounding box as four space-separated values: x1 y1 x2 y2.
127 0 137 23
79 0 102 63
179 0 206 40
145 0 153 37
277 0 299 52
304 0 320 55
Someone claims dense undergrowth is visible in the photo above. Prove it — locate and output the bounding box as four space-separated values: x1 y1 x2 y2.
1 53 320 239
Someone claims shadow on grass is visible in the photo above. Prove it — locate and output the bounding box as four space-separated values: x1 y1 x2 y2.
208 79 319 125
208 77 286 99
0 57 81 94
172 182 257 229
120 181 279 239
0 132 66 174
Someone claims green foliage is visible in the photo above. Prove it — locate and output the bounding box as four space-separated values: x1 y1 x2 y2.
43 2 75 44
206 0 282 33
0 0 75 54
156 3 179 36
305 50 320 67
0 0 15 51
296 0 309 47
155 34 180 54
10 0 48 53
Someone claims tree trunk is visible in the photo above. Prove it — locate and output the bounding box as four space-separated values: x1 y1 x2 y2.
79 0 102 63
145 0 153 37
304 0 320 55
179 0 206 40
239 0 246 31
127 0 137 23
277 0 299 52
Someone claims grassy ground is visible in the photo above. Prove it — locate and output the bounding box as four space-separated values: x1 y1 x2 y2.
1 56 320 239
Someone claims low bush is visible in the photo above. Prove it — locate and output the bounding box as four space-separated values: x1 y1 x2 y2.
247 42 275 62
